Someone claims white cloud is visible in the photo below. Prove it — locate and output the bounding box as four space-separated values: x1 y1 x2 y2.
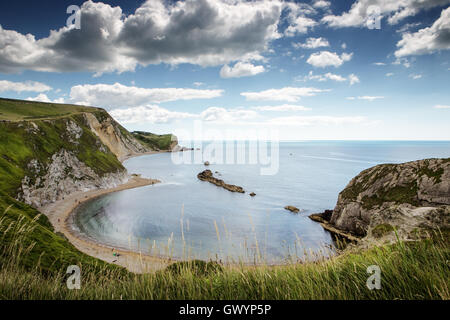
347 96 384 101
348 74 360 85
200 107 258 122
0 80 51 93
293 37 329 49
284 16 317 36
300 71 359 85
373 62 386 66
393 57 411 68
26 93 64 104
110 105 196 124
69 83 223 108
312 1 331 9
306 51 353 68
193 82 205 87
386 72 395 77
251 104 311 111
322 0 450 28
220 62 265 78
268 115 367 126
241 87 328 102
410 74 422 79
395 7 450 57
0 0 284 74
434 104 450 109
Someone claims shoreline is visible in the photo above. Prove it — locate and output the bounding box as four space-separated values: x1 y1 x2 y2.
40 151 173 273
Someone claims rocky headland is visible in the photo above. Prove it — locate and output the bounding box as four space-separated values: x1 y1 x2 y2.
309 158 450 245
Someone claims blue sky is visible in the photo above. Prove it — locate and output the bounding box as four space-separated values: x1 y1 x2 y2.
0 0 449 140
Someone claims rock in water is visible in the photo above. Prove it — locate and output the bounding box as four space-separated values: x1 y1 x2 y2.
284 205 300 213
249 192 256 197
311 158 450 243
197 170 245 193
204 161 210 166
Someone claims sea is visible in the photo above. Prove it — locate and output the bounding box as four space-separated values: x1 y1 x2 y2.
72 141 450 264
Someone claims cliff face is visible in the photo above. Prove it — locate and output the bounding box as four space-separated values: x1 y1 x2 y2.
0 109 151 208
329 158 450 241
84 113 149 161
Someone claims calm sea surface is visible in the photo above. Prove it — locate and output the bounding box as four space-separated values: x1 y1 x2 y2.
73 141 450 263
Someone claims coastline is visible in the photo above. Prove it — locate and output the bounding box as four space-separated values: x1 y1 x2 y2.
40 151 172 273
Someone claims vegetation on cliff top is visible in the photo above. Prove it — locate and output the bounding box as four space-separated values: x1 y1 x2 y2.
0 98 100 121
339 159 448 208
131 131 175 151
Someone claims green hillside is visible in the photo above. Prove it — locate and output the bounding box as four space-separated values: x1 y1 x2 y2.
132 131 175 151
0 98 125 274
0 98 100 121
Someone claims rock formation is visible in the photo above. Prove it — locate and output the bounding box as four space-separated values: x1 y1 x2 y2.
197 170 245 193
14 111 152 207
284 205 300 213
309 158 450 243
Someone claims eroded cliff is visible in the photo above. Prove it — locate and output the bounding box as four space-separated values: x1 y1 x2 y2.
0 106 152 208
318 158 450 243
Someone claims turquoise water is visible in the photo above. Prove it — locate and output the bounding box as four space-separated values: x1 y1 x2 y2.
73 141 450 263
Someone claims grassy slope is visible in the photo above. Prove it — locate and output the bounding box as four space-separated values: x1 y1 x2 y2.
132 131 174 151
0 98 99 121
0 232 448 299
0 98 126 275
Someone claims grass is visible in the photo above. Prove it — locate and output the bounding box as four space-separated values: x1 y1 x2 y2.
0 206 448 299
132 131 175 151
0 193 127 276
0 98 99 121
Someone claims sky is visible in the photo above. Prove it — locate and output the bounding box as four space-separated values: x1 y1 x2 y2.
0 0 449 141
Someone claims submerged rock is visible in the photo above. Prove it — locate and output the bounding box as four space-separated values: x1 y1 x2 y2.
197 170 245 193
284 205 300 213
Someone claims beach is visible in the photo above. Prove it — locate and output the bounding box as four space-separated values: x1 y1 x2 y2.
40 153 172 273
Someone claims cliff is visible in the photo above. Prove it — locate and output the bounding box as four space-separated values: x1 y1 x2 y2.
131 131 178 151
312 158 450 243
0 98 153 207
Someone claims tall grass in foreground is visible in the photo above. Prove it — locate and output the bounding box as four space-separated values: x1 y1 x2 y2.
0 208 448 300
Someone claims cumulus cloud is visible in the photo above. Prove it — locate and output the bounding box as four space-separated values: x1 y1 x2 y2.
313 1 331 9
251 104 311 111
292 37 329 49
110 105 196 124
200 107 258 122
395 7 450 57
241 87 328 102
322 0 450 28
347 96 384 101
434 104 450 109
220 61 265 78
268 115 367 126
0 0 284 74
410 73 422 79
284 16 317 36
306 51 353 68
0 80 51 92
69 82 223 108
299 71 359 85
26 93 65 104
